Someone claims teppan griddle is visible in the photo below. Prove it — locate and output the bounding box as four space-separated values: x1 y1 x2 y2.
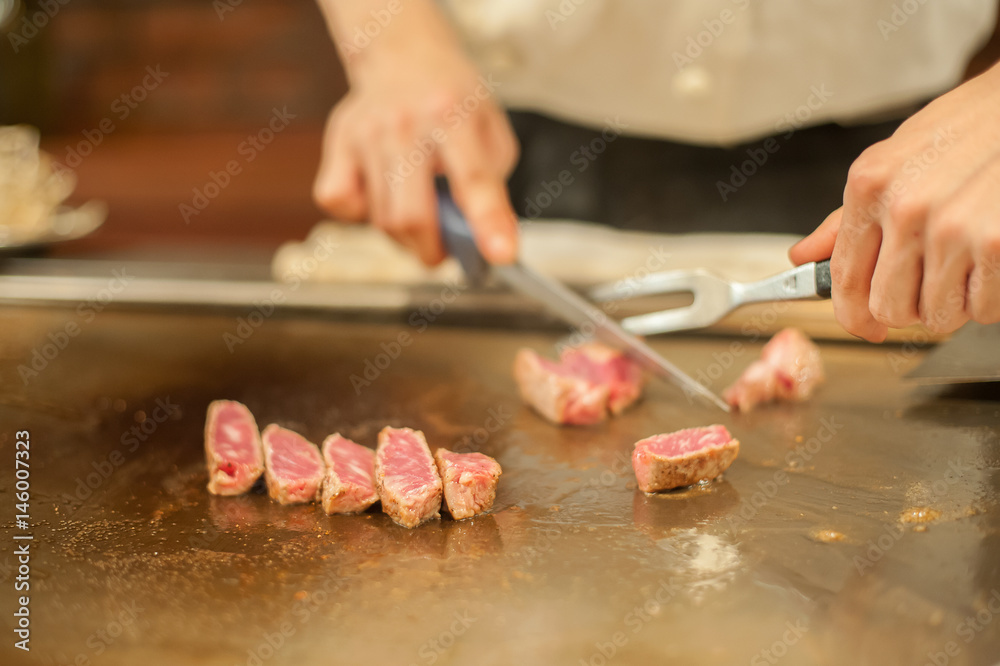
1 306 999 665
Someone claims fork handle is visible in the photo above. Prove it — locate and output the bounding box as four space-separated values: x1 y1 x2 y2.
736 258 832 304
815 259 832 298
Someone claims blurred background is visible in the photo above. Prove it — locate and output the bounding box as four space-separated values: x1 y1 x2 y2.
1 0 998 254
0 0 345 253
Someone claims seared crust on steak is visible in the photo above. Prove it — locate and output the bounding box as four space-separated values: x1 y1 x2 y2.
375 427 443 528
632 426 740 493
261 424 325 505
434 448 502 520
321 434 379 515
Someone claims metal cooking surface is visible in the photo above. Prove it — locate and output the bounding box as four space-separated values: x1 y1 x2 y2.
1 307 999 665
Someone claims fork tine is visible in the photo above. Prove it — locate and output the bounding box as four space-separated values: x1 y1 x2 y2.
589 270 712 302
620 306 705 335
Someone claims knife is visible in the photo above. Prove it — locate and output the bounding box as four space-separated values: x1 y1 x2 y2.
435 180 730 413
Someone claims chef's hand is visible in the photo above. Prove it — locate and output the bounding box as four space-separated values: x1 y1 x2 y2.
789 61 1000 341
313 0 519 266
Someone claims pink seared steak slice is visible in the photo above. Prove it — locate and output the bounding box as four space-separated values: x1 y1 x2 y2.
261 425 325 505
514 349 608 425
560 343 645 415
723 328 825 412
321 434 379 514
632 425 740 493
375 427 443 528
204 400 264 496
434 449 502 520
513 343 643 426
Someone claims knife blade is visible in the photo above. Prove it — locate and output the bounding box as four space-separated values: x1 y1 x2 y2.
436 180 730 412
904 321 1000 384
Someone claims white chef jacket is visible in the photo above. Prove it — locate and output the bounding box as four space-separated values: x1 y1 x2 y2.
441 0 997 145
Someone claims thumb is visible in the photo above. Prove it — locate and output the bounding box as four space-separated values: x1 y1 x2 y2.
789 207 841 265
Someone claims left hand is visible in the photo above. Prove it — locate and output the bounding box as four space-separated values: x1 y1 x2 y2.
790 62 1000 342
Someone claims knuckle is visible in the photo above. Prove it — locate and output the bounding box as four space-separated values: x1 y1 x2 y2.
868 300 914 329
504 137 521 172
426 89 461 119
920 302 958 333
846 150 892 202
420 246 447 267
313 180 353 212
837 311 872 339
867 301 892 327
356 117 381 143
926 311 968 334
829 258 864 295
383 109 412 136
979 233 1000 260
928 207 967 247
454 166 493 189
386 214 428 235
969 303 1000 325
886 194 929 235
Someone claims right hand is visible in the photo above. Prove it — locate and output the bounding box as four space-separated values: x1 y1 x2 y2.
313 32 520 266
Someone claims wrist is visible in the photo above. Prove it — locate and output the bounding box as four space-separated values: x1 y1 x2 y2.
325 0 464 84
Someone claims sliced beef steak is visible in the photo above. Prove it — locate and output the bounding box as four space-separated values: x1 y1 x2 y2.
632 425 739 492
560 343 645 415
321 434 378 514
375 427 442 528
723 328 825 412
204 400 264 496
434 449 502 520
513 343 643 426
514 349 609 425
261 425 325 504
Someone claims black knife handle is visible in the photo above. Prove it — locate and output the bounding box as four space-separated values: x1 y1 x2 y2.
815 259 832 299
435 177 491 287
